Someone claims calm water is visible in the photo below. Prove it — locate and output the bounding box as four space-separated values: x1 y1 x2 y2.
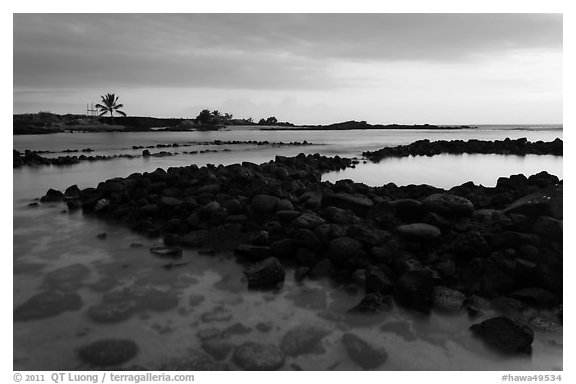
13 127 563 370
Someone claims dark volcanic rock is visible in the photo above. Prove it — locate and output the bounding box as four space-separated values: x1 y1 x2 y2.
14 290 83 321
446 231 491 260
393 270 434 313
322 193 374 217
422 193 475 217
504 187 563 219
233 342 285 370
431 286 466 314
342 333 388 370
328 237 365 266
41 188 64 203
470 316 534 354
348 292 393 314
397 223 441 241
244 257 285 289
281 325 330 356
78 339 139 366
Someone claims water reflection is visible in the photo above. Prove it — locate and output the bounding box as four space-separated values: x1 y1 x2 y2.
323 154 563 189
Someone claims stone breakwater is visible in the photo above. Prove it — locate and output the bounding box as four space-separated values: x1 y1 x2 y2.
13 140 316 168
37 150 563 361
363 138 563 162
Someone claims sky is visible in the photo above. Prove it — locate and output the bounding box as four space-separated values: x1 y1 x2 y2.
13 13 562 125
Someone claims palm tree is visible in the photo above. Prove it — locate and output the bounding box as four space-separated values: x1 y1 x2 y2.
95 93 126 126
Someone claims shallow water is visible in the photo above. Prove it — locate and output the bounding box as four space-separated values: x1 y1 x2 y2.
13 127 563 370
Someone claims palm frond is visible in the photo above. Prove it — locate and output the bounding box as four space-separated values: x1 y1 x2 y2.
115 110 127 117
98 111 108 117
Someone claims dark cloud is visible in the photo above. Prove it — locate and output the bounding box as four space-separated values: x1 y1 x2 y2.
14 13 561 91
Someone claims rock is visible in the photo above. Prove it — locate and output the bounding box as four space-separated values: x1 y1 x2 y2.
251 194 281 214
149 246 183 259
201 339 234 360
446 231 491 259
342 333 387 370
431 286 466 314
489 231 541 249
41 188 64 203
233 342 285 370
285 287 328 310
87 301 135 323
201 306 233 323
509 287 557 308
270 239 297 259
103 286 178 312
292 229 322 252
197 328 222 341
528 317 562 333
78 339 139 366
244 257 285 289
188 294 206 307
504 187 562 219
235 245 271 261
323 206 360 224
160 196 183 207
390 199 426 221
393 270 434 313
275 210 301 222
180 230 209 247
365 268 394 294
221 323 252 338
422 193 475 217
532 216 563 241
308 258 336 279
294 212 326 229
348 292 393 314
462 258 515 297
328 237 365 266
321 193 374 217
470 316 534 354
159 353 224 371
397 223 441 241
281 325 330 356
43 263 91 289
14 290 83 321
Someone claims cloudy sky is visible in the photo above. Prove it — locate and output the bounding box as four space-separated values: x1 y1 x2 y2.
13 14 562 124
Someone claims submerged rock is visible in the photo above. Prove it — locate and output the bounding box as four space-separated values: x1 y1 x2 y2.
14 290 82 321
233 342 285 370
342 333 388 370
470 316 534 354
149 246 183 259
78 339 139 366
281 325 330 356
431 286 466 314
43 263 91 289
87 301 135 323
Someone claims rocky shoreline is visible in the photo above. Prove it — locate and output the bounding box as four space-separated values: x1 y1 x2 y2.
31 143 563 368
363 138 563 162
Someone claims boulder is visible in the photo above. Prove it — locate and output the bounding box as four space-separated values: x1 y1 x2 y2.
78 339 139 366
281 325 330 356
342 333 388 370
348 292 393 314
422 193 475 217
251 194 281 214
233 342 285 370
14 290 82 321
328 237 365 266
504 187 562 219
321 193 374 217
397 223 441 241
470 316 534 354
235 245 272 261
201 339 234 361
244 257 286 289
294 212 326 229
446 231 491 259
393 270 434 313
431 286 466 314
41 188 64 203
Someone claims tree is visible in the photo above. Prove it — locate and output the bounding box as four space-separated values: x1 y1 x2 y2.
95 93 126 126
265 116 278 125
196 109 213 125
